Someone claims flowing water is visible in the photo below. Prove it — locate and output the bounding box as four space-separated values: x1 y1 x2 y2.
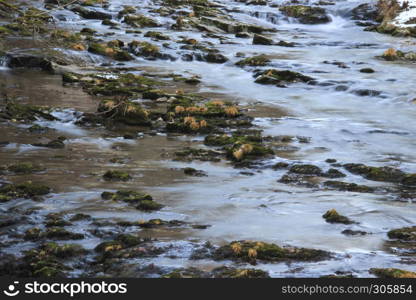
1 0 416 277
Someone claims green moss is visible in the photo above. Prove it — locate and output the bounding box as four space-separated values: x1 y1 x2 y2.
322 209 354 225
103 170 131 181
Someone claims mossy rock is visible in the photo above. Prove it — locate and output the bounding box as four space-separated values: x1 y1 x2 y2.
6 162 44 174
212 266 270 278
101 190 153 203
183 167 207 177
252 34 274 45
174 147 222 162
71 5 111 20
97 99 151 126
115 234 143 248
136 199 163 211
214 240 329 263
290 164 323 176
41 242 86 258
322 209 355 225
236 55 270 67
370 268 416 278
101 190 162 211
103 170 131 181
387 226 416 241
88 42 134 61
0 181 50 200
343 163 405 183
0 102 56 122
45 227 85 240
95 241 124 253
67 72 160 96
254 69 314 87
323 181 374 193
279 5 331 24
144 31 170 40
123 14 160 27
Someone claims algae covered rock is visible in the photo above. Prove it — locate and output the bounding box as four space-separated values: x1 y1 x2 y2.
343 163 405 182
279 5 331 24
102 170 131 181
370 268 416 278
387 226 416 241
323 181 374 193
0 181 50 201
235 55 270 67
254 69 314 87
213 240 329 263
289 164 323 176
88 42 134 61
0 101 56 122
101 190 163 211
5 162 45 174
97 99 151 126
322 209 355 225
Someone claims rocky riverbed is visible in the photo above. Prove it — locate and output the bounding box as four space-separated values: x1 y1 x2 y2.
0 0 415 278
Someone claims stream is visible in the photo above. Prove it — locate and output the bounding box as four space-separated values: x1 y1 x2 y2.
0 0 415 278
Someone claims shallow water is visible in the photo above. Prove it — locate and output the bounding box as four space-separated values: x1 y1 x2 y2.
1 0 416 277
